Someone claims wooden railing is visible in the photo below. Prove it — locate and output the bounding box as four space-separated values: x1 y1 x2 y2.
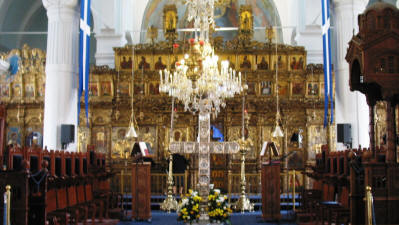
110 171 189 196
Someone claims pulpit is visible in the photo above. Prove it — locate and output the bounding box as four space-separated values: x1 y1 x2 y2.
131 162 151 221
261 161 281 221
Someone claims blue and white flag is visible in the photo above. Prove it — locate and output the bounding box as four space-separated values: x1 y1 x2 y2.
79 0 91 126
321 0 333 127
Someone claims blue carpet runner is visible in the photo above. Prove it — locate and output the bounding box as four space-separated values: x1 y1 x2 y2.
117 210 297 225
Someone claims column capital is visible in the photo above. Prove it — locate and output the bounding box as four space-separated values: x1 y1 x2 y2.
42 0 78 10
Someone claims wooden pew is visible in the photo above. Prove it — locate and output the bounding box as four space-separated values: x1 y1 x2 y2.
8 146 24 171
1 147 114 225
26 146 42 173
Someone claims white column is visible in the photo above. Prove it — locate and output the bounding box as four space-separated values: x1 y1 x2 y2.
42 0 79 151
333 0 369 150
95 28 123 68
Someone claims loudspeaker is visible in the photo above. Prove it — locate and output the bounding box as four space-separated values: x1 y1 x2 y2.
61 124 74 148
337 123 351 144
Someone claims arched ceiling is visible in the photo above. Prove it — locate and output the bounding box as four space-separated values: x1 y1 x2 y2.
0 0 96 63
0 0 47 51
140 0 283 43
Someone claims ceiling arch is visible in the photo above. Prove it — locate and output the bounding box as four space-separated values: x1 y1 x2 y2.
140 0 283 43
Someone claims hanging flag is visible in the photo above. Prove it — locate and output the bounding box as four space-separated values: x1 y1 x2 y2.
78 0 91 126
321 0 333 127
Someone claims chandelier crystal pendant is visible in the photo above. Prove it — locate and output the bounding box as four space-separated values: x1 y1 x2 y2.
159 0 244 116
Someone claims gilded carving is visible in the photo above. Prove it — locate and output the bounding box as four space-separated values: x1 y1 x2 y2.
238 5 253 43
163 4 178 43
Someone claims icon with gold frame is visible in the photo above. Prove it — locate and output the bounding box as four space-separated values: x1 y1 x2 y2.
163 4 178 42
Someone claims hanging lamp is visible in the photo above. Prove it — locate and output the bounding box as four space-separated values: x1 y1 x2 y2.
126 45 138 139
272 22 283 138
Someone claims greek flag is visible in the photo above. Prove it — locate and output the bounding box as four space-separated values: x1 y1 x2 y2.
78 0 91 126
322 0 333 127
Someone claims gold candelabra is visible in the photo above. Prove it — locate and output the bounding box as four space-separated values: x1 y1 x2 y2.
160 149 178 212
235 96 254 212
160 97 178 212
235 137 254 212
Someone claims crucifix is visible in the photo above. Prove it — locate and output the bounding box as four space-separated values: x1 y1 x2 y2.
169 100 240 220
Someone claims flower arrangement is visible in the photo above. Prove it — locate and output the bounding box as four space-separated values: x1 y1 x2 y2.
177 189 202 224
207 187 232 224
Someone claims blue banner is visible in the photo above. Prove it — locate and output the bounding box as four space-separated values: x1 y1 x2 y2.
78 0 91 126
321 0 333 126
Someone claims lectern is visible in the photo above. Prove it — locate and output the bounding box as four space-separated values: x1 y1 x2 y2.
261 161 281 221
131 142 152 221
260 141 281 221
131 162 151 221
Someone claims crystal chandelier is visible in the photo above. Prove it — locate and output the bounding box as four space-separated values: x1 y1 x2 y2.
159 0 244 116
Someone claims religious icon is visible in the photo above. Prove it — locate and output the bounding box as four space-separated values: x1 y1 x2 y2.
25 131 43 148
120 56 128 69
240 55 251 69
127 57 133 69
247 82 256 95
7 127 21 146
239 9 252 31
149 83 160 95
298 57 304 69
92 127 109 154
89 83 98 96
174 131 181 142
101 82 111 96
274 56 284 70
1 84 9 97
307 83 319 96
164 7 177 32
290 57 297 70
13 84 21 97
261 81 272 95
154 56 166 70
278 82 288 96
25 84 35 98
292 82 304 95
291 56 304 70
257 56 269 70
163 5 178 42
134 83 144 95
117 129 126 140
138 56 150 70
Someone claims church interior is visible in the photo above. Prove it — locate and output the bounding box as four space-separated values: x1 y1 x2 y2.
0 0 398 224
